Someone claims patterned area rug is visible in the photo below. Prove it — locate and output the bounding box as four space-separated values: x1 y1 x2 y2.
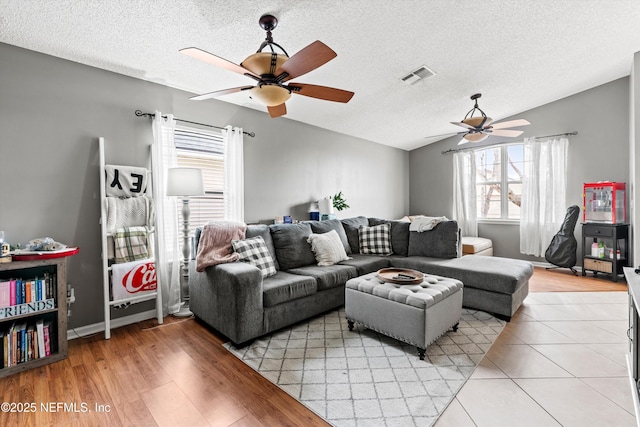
225 308 505 426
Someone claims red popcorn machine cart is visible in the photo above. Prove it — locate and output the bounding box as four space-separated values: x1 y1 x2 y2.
582 182 626 224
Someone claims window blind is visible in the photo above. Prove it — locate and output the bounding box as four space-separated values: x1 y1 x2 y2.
175 128 226 232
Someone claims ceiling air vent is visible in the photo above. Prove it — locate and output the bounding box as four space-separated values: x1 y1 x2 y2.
401 65 436 85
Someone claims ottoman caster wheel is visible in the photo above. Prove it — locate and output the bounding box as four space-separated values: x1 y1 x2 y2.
452 322 459 332
417 348 426 360
347 319 355 331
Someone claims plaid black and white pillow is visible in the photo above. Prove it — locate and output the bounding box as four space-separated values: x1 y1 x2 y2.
232 236 277 278
358 223 393 255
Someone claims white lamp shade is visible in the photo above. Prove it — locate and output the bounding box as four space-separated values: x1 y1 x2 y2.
166 167 204 197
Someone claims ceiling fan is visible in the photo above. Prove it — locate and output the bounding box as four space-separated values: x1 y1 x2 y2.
449 93 530 144
179 14 355 118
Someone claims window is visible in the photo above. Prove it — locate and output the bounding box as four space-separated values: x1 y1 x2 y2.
474 144 524 220
174 127 225 235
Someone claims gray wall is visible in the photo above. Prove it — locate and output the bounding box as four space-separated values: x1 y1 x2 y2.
0 43 409 329
410 78 630 264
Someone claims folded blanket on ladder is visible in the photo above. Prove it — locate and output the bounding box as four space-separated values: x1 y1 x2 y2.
105 164 149 198
111 257 157 301
106 196 155 234
196 221 247 272
114 226 149 264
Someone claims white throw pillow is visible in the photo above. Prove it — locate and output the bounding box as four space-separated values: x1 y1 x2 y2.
307 230 352 266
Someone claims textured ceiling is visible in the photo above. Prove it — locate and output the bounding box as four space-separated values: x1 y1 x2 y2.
2 1 640 150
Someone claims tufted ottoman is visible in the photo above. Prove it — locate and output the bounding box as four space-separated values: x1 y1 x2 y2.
345 271 463 360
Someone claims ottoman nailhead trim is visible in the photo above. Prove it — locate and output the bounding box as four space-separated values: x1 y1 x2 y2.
346 318 460 350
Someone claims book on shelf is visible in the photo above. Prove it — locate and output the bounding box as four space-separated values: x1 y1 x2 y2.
0 274 56 320
0 281 9 308
43 321 51 357
26 324 34 361
25 281 31 304
14 322 26 366
0 318 54 368
9 280 16 306
36 319 45 360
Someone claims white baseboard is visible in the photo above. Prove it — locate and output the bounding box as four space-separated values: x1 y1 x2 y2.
529 260 583 272
67 309 160 340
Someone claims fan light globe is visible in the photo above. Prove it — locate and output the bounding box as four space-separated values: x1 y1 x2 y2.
250 85 291 106
241 52 288 75
462 116 493 128
463 132 489 143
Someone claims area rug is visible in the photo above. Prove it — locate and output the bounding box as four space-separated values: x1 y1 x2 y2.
224 308 505 426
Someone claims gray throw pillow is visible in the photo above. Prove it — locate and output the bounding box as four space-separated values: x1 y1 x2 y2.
341 216 369 254
407 220 460 258
269 223 316 270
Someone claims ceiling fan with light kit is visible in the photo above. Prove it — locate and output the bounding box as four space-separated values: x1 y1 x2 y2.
180 14 354 118
427 93 531 145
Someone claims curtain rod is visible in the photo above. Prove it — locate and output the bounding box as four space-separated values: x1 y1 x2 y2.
441 131 577 155
135 110 255 137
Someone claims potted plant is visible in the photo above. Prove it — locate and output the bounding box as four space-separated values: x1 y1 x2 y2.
332 191 350 212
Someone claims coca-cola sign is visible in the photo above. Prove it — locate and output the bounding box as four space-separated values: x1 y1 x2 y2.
121 261 157 293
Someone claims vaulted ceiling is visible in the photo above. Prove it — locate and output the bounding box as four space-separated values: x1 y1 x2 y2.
3 1 640 150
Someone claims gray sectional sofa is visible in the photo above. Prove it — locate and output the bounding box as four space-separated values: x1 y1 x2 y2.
189 216 533 346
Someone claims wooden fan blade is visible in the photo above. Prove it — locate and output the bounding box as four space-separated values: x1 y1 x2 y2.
288 83 354 103
275 41 337 81
268 103 287 118
490 119 530 130
450 121 476 130
489 129 524 138
190 86 254 101
180 47 259 79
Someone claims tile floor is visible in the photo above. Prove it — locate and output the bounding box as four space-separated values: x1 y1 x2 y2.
434 291 638 427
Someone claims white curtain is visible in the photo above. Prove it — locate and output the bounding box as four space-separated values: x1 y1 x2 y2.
151 111 181 315
453 150 478 237
519 137 568 257
223 125 244 222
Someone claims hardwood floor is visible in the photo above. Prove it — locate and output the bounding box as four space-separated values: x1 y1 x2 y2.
0 265 628 426
0 316 329 427
530 266 628 292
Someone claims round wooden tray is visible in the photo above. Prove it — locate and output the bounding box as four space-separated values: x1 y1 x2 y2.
376 268 424 285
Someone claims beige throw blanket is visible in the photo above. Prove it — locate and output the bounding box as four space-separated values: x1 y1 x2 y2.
409 216 449 232
196 221 247 272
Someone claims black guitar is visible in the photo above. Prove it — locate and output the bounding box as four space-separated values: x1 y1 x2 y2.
545 205 580 274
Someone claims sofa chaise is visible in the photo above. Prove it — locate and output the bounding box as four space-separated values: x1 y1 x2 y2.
189 216 533 346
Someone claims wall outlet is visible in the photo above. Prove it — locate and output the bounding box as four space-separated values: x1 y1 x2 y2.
67 284 76 317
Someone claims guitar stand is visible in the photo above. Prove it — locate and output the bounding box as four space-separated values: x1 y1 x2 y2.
546 265 578 276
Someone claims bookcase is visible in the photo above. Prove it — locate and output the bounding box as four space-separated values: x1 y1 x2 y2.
0 257 68 377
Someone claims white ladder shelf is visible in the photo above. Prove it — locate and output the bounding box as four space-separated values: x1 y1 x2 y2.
99 137 163 339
